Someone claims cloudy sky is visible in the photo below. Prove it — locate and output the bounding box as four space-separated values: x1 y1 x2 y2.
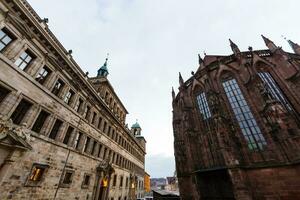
28 0 299 178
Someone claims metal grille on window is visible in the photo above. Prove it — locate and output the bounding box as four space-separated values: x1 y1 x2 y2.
196 92 212 120
0 29 12 51
258 72 293 111
222 78 267 150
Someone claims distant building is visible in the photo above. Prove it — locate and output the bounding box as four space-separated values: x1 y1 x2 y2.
0 0 146 200
144 172 151 193
150 178 167 190
172 37 300 199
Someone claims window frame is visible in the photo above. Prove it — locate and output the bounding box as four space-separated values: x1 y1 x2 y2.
35 66 52 85
195 91 212 120
60 169 75 188
25 163 49 187
51 78 65 97
81 173 92 189
14 49 35 71
0 27 14 52
31 109 50 134
10 98 33 125
222 77 267 151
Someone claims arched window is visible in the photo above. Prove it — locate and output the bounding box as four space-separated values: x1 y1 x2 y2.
196 92 212 120
222 78 267 150
258 72 293 111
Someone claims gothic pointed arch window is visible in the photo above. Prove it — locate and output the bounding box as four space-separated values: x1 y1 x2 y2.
196 92 212 120
222 76 267 150
257 71 294 112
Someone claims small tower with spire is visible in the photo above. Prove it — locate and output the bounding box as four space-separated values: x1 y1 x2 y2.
288 40 300 55
261 35 278 53
229 39 241 56
131 120 142 136
97 55 109 78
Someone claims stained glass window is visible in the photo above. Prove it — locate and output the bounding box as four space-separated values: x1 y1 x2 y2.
222 78 267 150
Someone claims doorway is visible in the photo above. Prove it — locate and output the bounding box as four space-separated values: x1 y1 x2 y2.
197 169 235 200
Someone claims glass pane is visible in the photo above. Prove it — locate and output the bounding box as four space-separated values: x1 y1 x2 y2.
20 52 28 59
0 43 5 51
2 36 12 45
14 58 22 67
19 62 28 70
222 78 266 150
0 30 5 38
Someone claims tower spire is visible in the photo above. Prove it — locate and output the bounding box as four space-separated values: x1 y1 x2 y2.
172 87 175 100
288 40 300 55
261 35 277 52
198 54 204 65
229 39 240 55
179 72 184 86
97 54 109 77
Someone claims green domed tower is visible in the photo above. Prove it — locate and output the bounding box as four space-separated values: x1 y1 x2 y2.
131 121 141 136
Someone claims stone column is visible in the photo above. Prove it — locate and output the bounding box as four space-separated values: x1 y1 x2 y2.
87 138 94 155
56 123 68 142
93 143 100 157
22 104 39 128
67 128 77 147
77 134 87 152
26 58 43 77
0 91 20 119
40 115 55 136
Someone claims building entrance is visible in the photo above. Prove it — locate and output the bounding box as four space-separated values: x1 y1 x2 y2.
197 169 235 200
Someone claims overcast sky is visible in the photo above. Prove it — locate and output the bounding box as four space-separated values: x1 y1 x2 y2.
28 0 299 178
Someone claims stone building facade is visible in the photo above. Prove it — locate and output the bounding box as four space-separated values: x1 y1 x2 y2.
172 36 300 199
0 0 146 199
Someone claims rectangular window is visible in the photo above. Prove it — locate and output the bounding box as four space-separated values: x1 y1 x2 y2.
0 85 10 104
35 66 51 85
84 105 91 120
15 50 34 70
258 72 294 111
61 170 74 186
26 163 48 186
98 117 102 129
82 174 91 188
63 126 74 145
31 110 50 133
222 78 267 150
103 147 107 159
49 119 63 139
74 98 83 112
113 174 117 186
10 99 32 125
92 112 97 125
64 89 75 105
74 132 83 149
196 92 212 120
119 176 123 187
126 177 128 187
83 136 90 153
0 28 13 51
91 140 97 155
52 79 64 96
98 144 102 157
103 121 107 132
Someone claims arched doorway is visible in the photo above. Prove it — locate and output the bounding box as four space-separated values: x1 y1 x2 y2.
93 160 114 200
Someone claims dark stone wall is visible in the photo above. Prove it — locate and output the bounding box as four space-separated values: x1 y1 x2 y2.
172 41 300 199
